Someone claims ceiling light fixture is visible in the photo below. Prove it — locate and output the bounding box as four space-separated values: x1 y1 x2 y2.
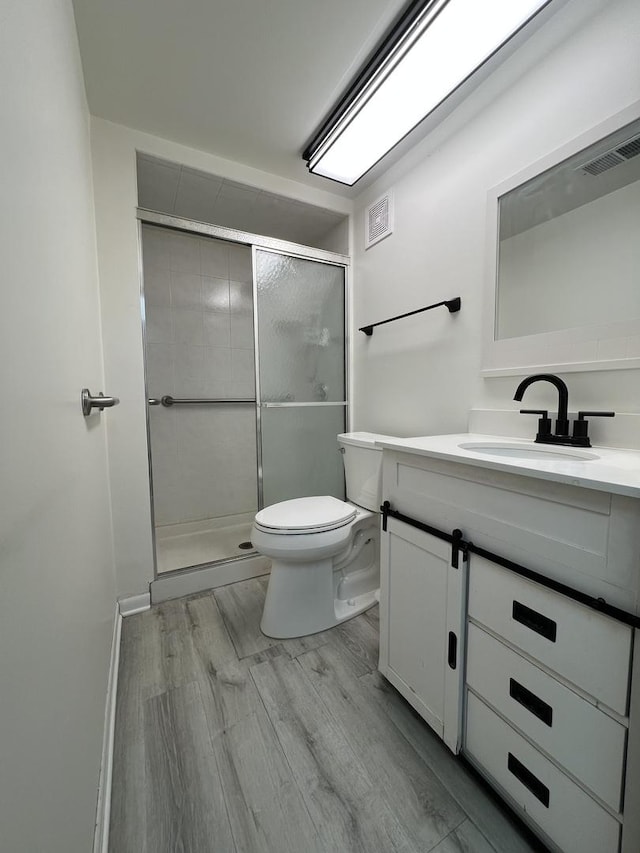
303 0 553 186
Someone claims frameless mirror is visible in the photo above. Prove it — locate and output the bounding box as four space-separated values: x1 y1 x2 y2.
496 117 640 340
483 104 640 375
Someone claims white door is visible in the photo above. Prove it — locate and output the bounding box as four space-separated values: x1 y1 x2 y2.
379 516 466 752
0 4 117 850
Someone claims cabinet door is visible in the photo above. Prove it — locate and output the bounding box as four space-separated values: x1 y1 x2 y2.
379 517 465 752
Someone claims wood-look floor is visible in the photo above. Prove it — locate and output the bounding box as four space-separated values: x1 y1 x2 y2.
109 577 542 853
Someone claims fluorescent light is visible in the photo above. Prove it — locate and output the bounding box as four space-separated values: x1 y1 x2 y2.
305 0 551 185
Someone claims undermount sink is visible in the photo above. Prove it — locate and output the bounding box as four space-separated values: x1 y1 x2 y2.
458 441 599 461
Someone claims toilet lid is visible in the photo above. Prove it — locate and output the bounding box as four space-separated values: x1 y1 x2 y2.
254 496 357 534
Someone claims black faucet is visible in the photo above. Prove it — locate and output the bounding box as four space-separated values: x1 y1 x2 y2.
514 373 570 437
513 373 614 448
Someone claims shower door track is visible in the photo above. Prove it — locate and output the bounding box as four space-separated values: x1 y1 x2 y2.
136 208 349 266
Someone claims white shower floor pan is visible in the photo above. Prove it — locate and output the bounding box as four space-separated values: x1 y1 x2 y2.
155 512 257 574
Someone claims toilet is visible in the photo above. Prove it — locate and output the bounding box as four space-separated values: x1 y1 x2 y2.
251 431 393 639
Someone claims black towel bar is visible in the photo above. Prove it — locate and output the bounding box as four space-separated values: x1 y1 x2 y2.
359 296 461 336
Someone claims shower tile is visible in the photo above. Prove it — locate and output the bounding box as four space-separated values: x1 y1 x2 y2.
230 313 254 349
171 271 202 310
153 482 183 527
203 312 231 348
138 159 180 214
229 243 253 282
145 305 173 344
173 309 203 345
231 348 256 397
149 406 178 459
199 378 231 399
204 347 232 384
173 343 205 389
229 280 253 315
174 168 223 223
149 445 178 494
146 343 174 397
202 276 230 313
144 267 171 307
176 376 206 398
142 225 171 271
169 231 201 274
214 184 260 233
200 238 229 279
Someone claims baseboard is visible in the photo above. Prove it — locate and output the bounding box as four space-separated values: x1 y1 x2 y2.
118 592 151 617
151 554 270 603
93 604 122 853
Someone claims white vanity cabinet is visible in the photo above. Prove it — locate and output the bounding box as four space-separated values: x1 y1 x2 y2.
378 516 466 753
377 440 640 853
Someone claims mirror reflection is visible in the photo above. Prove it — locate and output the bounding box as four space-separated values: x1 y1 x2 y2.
496 117 640 341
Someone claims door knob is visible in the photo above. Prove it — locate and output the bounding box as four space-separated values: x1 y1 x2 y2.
81 388 120 416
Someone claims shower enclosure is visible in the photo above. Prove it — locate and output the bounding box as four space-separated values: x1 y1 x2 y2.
140 214 348 576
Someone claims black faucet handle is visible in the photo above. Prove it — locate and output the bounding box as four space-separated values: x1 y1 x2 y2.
519 409 552 437
573 411 615 439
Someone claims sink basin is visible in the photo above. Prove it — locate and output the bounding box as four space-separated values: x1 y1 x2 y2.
458 441 599 461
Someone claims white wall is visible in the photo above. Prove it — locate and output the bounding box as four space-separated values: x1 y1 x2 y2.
352 0 640 443
91 118 352 596
0 2 116 851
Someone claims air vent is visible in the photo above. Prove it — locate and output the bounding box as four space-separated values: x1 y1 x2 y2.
617 136 640 160
365 190 394 249
578 132 640 176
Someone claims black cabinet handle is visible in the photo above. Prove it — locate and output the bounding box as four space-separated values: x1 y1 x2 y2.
448 632 457 669
508 753 550 807
509 678 553 727
512 601 557 642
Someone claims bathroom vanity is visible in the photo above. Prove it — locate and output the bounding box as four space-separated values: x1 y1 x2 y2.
377 435 640 853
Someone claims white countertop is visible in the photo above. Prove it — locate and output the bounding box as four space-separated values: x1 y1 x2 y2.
377 433 640 498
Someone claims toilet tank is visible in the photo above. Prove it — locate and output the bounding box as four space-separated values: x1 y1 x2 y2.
338 432 394 511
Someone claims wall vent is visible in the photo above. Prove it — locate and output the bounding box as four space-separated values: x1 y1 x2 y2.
365 191 394 249
578 132 640 176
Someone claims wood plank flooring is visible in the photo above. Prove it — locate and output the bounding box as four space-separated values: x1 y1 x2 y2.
109 577 543 853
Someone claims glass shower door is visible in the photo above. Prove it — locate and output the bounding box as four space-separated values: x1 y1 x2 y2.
254 249 346 507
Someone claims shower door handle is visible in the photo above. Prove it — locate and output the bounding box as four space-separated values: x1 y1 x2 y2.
81 388 120 416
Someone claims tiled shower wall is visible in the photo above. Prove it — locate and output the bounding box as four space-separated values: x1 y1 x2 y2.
142 224 258 526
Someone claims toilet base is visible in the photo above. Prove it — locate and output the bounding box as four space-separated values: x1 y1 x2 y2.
261 586 378 639
260 554 379 639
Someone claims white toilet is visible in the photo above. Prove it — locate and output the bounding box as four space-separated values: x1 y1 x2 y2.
251 431 393 639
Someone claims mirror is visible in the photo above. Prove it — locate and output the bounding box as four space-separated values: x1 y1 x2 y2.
483 103 640 375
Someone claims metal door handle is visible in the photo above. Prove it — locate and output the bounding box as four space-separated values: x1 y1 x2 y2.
81 388 120 416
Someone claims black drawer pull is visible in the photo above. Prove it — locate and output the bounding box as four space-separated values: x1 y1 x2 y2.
512 600 557 642
508 752 550 808
448 631 457 669
509 678 553 727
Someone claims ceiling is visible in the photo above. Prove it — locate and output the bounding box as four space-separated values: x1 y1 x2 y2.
72 0 408 195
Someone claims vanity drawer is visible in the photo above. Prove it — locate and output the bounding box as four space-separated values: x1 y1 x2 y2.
468 555 632 714
466 622 627 810
465 692 621 853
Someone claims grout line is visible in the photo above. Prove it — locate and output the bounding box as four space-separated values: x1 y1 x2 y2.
424 817 470 853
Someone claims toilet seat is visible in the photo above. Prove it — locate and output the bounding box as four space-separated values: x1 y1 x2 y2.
254 495 357 535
